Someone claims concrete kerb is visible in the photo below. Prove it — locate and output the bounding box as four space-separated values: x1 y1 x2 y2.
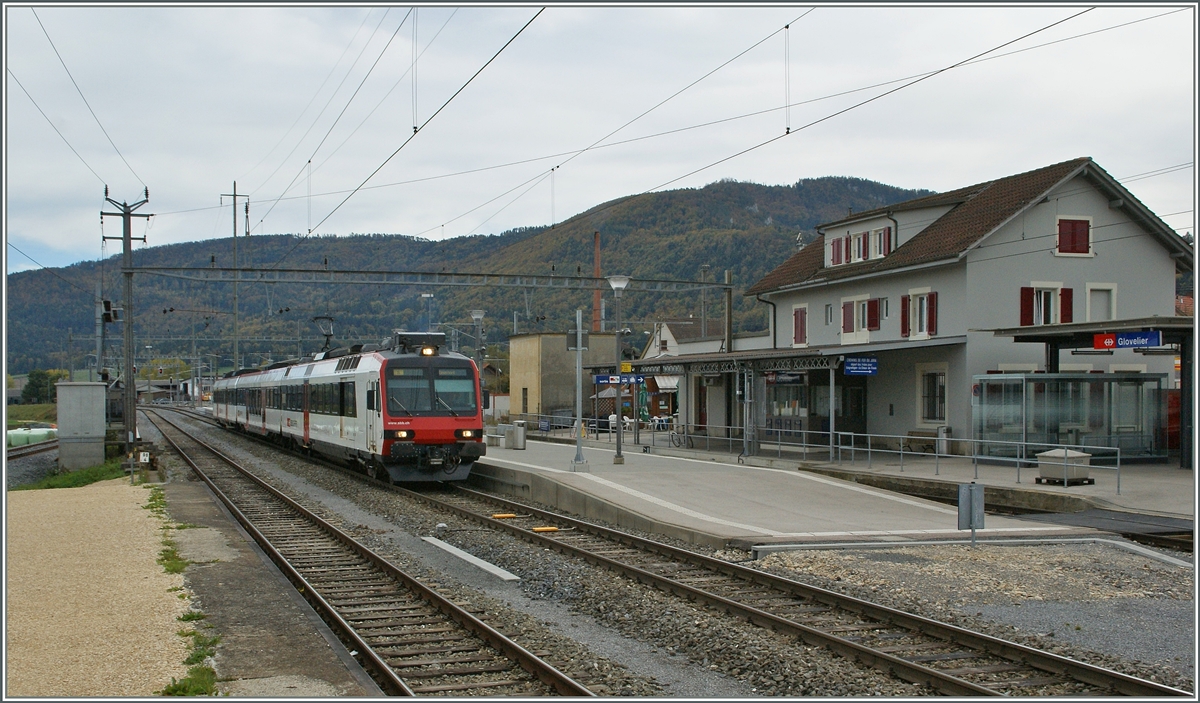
468 461 730 550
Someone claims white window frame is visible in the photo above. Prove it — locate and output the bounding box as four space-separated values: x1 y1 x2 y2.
907 286 931 340
791 303 809 348
840 293 870 345
914 362 948 429
1054 215 1095 258
1030 280 1062 326
851 233 866 263
825 303 834 326
1085 283 1117 322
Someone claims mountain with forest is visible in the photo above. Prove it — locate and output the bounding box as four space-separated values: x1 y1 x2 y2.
6 176 934 374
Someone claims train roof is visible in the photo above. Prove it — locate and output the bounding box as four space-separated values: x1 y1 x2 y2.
218 331 473 380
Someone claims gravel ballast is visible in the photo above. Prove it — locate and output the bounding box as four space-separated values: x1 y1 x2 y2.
172 413 1196 695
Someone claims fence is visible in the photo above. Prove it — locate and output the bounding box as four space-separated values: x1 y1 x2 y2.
504 413 1124 495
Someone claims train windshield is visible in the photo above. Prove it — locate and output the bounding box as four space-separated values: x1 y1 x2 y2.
387 367 431 414
433 368 477 413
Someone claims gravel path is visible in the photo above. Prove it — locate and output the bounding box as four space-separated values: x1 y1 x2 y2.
5 479 191 696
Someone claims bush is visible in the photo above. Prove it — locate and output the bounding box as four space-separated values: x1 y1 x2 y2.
10 459 125 490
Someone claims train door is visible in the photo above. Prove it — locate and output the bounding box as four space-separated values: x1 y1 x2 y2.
261 387 267 434
366 379 379 453
302 380 310 447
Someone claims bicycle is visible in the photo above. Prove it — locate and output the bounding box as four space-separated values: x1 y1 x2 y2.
669 424 693 448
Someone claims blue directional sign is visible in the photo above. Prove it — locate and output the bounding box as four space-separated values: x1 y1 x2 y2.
1093 331 1162 350
843 356 878 376
593 374 645 384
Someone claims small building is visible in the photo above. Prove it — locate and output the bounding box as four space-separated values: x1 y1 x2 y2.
509 332 616 422
56 382 107 470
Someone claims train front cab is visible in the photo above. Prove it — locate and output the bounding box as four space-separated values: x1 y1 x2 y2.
375 353 486 482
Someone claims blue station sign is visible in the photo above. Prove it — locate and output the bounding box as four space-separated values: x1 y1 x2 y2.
594 374 645 384
843 356 879 376
1093 330 1162 350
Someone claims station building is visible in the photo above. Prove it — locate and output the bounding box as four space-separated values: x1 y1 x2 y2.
626 157 1193 463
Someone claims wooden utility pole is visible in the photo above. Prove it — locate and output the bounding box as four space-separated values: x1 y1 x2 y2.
101 186 151 459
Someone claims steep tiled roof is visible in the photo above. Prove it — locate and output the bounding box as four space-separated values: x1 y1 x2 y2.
746 157 1092 295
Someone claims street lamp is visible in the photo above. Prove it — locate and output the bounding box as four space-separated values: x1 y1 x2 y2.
422 293 435 332
607 275 630 464
471 310 485 372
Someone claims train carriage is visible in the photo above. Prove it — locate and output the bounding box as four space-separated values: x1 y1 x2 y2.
213 332 486 482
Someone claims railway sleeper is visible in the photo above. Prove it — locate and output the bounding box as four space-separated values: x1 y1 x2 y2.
387 653 501 669
400 662 516 679
409 679 527 694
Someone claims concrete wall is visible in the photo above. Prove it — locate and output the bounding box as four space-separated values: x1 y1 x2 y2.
512 332 617 417
56 382 107 470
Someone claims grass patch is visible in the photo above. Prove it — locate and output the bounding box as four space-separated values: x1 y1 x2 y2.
177 611 206 622
158 541 189 574
178 629 222 665
144 485 167 517
10 458 125 490
6 403 56 429
157 665 217 696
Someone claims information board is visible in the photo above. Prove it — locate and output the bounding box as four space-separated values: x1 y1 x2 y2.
843 356 878 376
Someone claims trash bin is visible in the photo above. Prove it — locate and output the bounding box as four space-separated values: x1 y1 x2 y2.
937 426 952 455
512 420 527 450
1036 448 1091 481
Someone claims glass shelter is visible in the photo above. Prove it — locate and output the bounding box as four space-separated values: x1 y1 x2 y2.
972 373 1169 463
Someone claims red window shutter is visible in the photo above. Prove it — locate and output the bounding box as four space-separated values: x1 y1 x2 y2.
1020 287 1035 326
793 308 807 345
832 240 841 264
842 302 854 333
866 299 880 330
900 295 910 337
883 227 892 255
1060 288 1073 323
927 292 938 336
860 235 868 260
1057 220 1071 252
844 236 851 262
1077 221 1090 253
1058 220 1090 253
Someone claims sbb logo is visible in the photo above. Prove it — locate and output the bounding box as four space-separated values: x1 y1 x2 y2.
1094 333 1117 349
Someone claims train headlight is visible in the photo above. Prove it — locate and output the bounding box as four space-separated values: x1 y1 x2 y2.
389 430 413 440
455 429 479 440
420 346 436 356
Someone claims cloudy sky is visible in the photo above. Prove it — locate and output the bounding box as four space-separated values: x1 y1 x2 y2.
4 4 1195 275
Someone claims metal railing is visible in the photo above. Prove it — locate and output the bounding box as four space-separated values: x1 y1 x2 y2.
505 414 1125 495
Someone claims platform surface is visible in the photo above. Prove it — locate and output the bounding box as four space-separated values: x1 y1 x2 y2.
475 440 1122 547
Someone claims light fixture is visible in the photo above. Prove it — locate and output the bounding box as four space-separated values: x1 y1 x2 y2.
607 275 631 293
471 310 485 323
1070 349 1113 355
420 346 437 356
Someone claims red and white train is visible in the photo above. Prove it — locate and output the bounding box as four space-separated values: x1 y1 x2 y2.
212 332 486 482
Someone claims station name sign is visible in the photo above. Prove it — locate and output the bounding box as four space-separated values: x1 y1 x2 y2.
1093 330 1161 350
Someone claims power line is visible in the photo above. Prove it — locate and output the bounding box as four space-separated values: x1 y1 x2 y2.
241 8 377 189
7 242 92 293
250 8 395 203
6 67 105 184
302 9 545 243
156 7 1185 227
31 7 144 187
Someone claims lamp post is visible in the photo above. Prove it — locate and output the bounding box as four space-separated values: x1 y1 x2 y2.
471 310 485 372
607 275 630 464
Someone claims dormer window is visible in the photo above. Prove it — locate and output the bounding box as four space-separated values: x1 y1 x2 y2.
828 227 893 266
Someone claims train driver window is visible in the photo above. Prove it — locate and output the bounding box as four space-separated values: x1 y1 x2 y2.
387 367 431 414
434 367 477 413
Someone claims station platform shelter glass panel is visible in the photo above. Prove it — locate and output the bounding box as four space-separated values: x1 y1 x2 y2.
972 373 1168 463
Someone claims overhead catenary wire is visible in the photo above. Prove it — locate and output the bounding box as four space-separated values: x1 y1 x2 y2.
305 9 544 240
31 8 143 188
151 7 1184 224
6 67 105 184
242 7 378 190
253 8 410 229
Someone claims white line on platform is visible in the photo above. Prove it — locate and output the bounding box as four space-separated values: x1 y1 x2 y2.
421 536 521 581
529 440 961 516
482 457 787 536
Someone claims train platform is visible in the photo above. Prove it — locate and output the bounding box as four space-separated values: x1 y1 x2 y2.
468 437 1196 551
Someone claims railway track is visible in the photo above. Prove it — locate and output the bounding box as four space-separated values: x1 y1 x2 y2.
7 438 59 461
161 408 1191 696
405 483 1190 697
144 410 592 697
